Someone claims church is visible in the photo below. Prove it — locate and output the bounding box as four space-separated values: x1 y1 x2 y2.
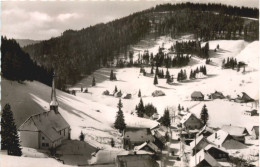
18 74 71 149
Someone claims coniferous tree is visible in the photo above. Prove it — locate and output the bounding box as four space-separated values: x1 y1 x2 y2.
144 103 157 117
153 75 158 85
189 69 193 79
178 104 181 111
114 86 118 93
166 68 170 79
138 89 141 98
200 104 209 125
92 76 96 86
110 70 114 81
136 98 145 117
114 99 126 133
1 104 22 156
111 138 115 147
160 108 171 127
79 131 85 141
151 65 154 74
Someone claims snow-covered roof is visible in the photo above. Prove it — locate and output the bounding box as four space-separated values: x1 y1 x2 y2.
180 113 192 124
190 145 230 167
207 130 229 146
197 125 215 136
190 148 221 167
123 127 154 143
221 125 249 137
19 110 70 142
134 141 159 153
191 91 204 98
189 135 204 149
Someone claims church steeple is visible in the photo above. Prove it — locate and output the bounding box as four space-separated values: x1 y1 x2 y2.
50 72 59 112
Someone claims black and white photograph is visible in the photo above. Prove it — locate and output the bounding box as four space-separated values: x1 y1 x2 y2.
1 0 259 166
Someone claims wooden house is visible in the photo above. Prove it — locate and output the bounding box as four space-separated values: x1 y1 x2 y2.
180 113 203 130
191 91 204 101
123 127 154 150
116 154 159 167
221 125 249 143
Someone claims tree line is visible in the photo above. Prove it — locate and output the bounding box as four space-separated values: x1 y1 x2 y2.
1 37 53 86
22 3 258 90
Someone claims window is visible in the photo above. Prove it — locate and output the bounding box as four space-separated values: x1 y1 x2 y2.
42 136 45 140
42 143 45 147
46 143 49 147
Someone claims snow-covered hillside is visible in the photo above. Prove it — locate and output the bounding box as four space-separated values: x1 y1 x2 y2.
2 78 158 149
73 38 259 133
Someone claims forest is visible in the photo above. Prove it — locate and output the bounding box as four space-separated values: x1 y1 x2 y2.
22 3 259 90
1 37 53 86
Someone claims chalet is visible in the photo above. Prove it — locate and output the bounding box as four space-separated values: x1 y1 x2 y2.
123 127 154 150
196 125 215 137
221 125 249 143
251 126 259 139
190 144 231 167
210 91 225 99
116 153 159 167
150 124 168 149
18 75 70 149
191 91 204 101
152 90 165 97
180 113 203 130
102 90 110 95
207 130 247 150
122 93 132 99
235 92 254 103
244 109 258 116
114 91 122 98
134 141 159 153
190 135 210 156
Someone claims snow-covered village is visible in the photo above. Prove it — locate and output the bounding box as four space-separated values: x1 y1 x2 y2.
1 1 259 167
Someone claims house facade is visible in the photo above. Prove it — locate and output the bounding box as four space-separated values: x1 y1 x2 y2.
180 113 203 130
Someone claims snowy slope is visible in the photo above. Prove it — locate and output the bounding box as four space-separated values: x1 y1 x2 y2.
73 38 259 133
2 78 158 149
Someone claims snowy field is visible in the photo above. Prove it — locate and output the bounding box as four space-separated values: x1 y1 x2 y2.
1 35 259 166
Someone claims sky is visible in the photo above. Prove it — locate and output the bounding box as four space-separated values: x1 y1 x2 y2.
1 0 259 40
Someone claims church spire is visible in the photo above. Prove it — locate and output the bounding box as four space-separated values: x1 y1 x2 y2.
50 72 58 112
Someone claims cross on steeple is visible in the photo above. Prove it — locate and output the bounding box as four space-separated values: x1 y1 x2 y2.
50 71 59 112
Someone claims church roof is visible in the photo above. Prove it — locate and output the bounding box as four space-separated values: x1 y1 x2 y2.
19 110 70 142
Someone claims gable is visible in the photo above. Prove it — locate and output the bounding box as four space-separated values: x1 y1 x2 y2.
19 117 38 131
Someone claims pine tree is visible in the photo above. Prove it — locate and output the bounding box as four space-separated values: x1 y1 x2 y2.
138 89 141 98
136 98 145 117
79 131 85 141
92 76 96 86
153 75 158 85
151 66 154 74
160 108 171 127
200 104 209 125
111 138 115 147
114 99 126 133
110 70 114 81
189 70 193 80
204 66 207 75
178 104 181 111
1 104 22 156
166 68 170 79
114 86 118 93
